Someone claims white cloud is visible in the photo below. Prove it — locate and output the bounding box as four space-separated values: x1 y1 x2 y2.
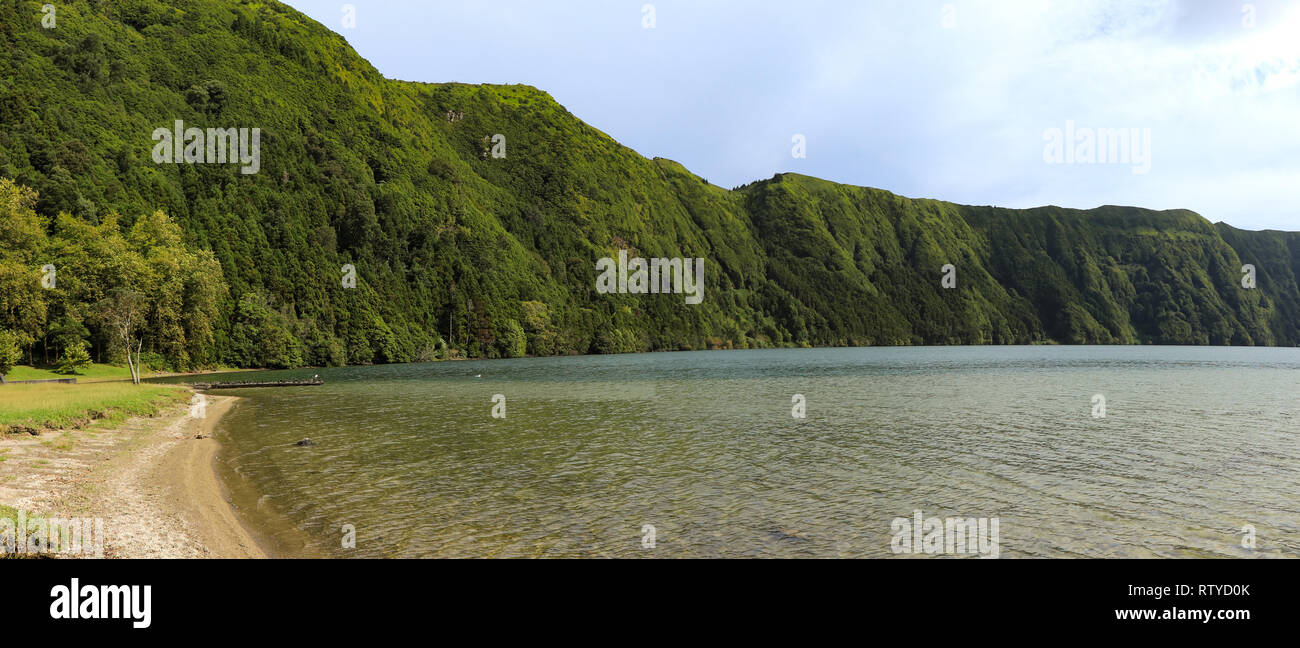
286 0 1300 229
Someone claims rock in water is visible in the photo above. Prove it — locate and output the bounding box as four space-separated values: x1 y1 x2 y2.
295 438 316 447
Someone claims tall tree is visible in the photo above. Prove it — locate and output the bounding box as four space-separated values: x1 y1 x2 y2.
96 289 147 384
0 330 21 383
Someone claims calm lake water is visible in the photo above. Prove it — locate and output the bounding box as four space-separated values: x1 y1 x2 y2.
160 347 1300 558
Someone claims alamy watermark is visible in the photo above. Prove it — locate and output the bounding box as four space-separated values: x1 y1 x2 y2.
1 509 104 557
1043 120 1151 175
50 578 151 629
481 134 506 159
940 4 957 29
152 120 261 174
941 263 956 289
596 250 704 305
890 509 1000 558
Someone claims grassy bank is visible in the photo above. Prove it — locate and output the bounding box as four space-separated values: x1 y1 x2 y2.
0 382 190 432
4 363 259 384
3 363 153 384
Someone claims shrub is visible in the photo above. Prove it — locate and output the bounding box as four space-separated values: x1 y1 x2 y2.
498 319 527 358
54 342 92 375
0 330 21 378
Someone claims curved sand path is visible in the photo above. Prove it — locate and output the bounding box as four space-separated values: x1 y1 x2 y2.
0 393 265 558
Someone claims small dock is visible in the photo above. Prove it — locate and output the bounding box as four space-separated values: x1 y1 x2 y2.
192 379 324 390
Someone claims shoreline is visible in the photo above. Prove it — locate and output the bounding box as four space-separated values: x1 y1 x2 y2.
0 391 266 558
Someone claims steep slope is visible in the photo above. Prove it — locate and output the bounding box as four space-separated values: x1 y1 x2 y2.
1214 223 1300 345
0 0 1295 371
740 176 1276 347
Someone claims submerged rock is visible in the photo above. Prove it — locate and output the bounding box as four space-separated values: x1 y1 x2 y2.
294 438 316 447
769 528 809 542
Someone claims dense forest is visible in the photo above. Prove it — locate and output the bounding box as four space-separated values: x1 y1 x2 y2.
1 0 1298 374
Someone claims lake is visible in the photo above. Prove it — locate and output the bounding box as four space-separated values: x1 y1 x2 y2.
162 346 1300 558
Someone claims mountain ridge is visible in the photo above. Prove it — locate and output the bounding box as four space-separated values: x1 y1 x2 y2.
1 0 1297 373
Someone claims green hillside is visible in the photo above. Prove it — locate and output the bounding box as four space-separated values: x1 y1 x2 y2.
0 0 1295 372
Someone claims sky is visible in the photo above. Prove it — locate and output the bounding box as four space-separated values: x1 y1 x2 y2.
285 0 1300 231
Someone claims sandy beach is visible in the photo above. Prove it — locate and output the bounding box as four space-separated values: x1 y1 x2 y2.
0 392 266 558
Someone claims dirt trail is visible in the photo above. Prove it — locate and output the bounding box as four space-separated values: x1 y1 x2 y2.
0 394 265 558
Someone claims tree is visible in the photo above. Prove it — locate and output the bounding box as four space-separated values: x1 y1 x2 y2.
0 179 50 366
96 289 147 384
54 341 91 375
229 292 303 369
0 330 21 383
498 319 527 358
203 80 229 114
47 314 90 362
185 84 209 113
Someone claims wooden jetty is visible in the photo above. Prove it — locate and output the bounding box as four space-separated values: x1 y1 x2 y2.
192 378 324 390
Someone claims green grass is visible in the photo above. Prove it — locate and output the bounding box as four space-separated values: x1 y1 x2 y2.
0 383 190 431
3 363 252 384
41 432 77 451
3 363 155 383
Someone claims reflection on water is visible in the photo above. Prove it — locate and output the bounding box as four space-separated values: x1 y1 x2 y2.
163 346 1300 558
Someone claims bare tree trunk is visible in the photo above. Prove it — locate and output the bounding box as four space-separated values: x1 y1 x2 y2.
133 339 143 384
126 338 137 385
